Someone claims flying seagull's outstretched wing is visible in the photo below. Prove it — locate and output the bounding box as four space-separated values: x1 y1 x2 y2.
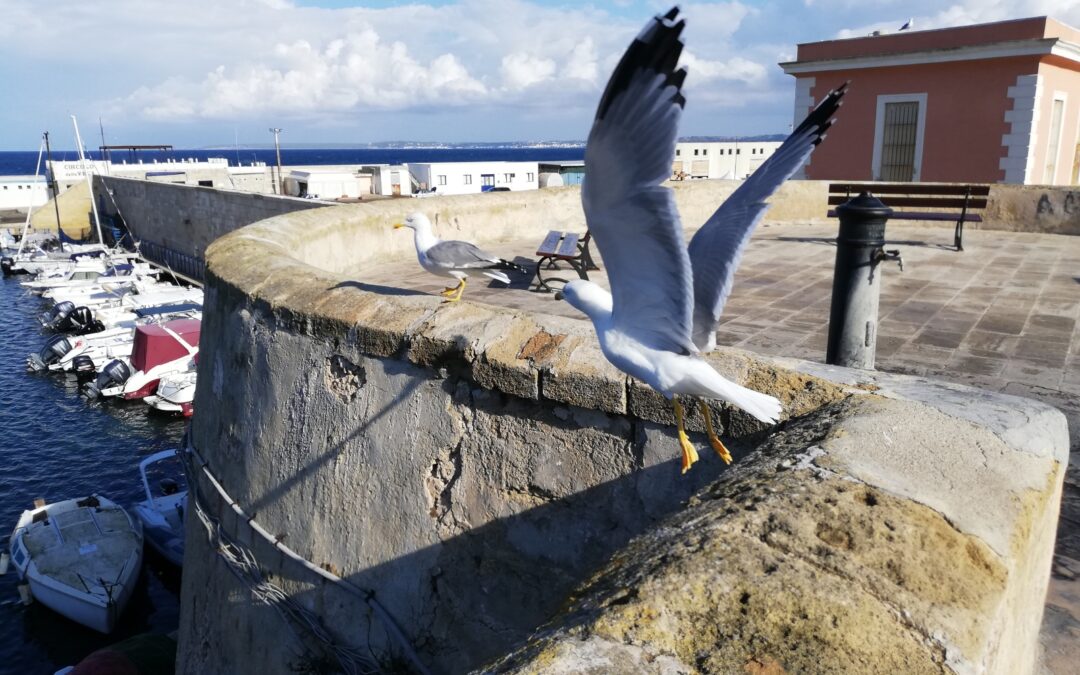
582 7 696 355
687 83 848 351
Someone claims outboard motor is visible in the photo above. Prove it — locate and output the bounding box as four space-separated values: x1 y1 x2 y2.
83 358 131 398
28 335 72 372
66 307 101 335
71 355 96 379
1 257 16 277
43 301 76 330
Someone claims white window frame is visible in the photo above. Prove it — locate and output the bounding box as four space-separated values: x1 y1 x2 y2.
1044 92 1067 185
871 92 928 181
527 172 535 182
463 174 472 185
437 175 447 186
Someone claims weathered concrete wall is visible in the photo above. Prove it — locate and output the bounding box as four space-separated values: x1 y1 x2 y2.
490 365 1068 674
179 197 1069 675
984 184 1080 236
95 175 326 260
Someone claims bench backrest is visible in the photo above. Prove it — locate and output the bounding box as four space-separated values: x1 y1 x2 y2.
828 183 990 211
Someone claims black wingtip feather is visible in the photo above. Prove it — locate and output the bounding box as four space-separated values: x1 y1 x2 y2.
790 80 848 146
595 8 687 121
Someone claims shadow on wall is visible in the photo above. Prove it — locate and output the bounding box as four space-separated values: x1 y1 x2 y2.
194 367 768 674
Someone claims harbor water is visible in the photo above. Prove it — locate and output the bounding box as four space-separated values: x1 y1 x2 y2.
0 274 183 673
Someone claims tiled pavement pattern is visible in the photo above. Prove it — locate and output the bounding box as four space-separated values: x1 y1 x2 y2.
367 221 1080 669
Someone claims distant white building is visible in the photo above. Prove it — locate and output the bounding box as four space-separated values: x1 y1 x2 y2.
409 162 539 196
0 175 49 211
48 157 271 193
284 164 407 199
672 141 783 180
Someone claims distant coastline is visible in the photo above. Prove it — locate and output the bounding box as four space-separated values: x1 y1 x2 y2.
0 145 590 176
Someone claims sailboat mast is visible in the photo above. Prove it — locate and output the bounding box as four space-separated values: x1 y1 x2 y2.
16 139 45 257
71 115 106 247
43 131 64 251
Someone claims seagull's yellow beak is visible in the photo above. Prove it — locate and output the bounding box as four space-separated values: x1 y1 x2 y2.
393 222 404 229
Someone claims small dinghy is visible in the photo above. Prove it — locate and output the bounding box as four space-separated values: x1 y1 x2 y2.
8 495 143 633
132 450 186 567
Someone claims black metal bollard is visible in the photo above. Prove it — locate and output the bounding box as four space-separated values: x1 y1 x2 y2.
826 191 899 369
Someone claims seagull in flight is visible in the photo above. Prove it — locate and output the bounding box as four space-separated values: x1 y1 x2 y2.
395 212 527 302
559 7 847 473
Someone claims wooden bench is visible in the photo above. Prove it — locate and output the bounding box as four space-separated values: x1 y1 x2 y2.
827 183 989 251
533 230 598 292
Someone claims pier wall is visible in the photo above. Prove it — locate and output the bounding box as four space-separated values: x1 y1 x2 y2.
179 185 1069 674
94 176 327 263
92 176 1080 265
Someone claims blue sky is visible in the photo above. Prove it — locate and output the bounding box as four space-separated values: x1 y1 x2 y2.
0 0 1076 150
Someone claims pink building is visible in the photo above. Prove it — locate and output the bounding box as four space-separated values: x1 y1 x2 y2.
780 17 1080 184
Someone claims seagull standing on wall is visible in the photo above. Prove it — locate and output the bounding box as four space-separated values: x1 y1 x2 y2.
559 7 847 473
395 213 527 302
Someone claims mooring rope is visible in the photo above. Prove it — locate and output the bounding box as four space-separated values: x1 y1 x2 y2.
179 433 432 675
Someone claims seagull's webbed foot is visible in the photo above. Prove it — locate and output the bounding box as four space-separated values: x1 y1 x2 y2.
673 397 700 474
698 398 733 465
439 286 458 296
442 279 466 302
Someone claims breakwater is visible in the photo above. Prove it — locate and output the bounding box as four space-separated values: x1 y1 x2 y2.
178 184 1068 673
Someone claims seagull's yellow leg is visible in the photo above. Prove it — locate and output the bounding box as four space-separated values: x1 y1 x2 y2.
439 284 459 296
444 278 466 303
698 399 733 465
673 397 700 474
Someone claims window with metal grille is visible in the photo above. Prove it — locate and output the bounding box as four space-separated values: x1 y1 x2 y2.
879 101 919 181
1044 97 1065 184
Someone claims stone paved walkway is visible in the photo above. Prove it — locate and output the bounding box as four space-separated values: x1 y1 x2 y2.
367 221 1080 671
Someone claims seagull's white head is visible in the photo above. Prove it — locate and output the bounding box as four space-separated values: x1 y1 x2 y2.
393 212 432 232
557 279 613 322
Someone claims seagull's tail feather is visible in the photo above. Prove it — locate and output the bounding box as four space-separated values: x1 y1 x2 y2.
482 270 512 284
691 368 782 424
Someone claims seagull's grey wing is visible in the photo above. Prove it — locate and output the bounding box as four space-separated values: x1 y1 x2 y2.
688 83 848 350
582 7 696 355
425 240 499 269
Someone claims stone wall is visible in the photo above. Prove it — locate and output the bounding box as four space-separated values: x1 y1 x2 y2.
178 189 1069 674
93 177 1080 268
95 175 326 260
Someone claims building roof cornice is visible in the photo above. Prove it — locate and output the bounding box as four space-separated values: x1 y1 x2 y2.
779 37 1079 74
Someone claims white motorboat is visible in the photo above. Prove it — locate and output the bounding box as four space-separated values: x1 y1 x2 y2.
8 495 143 633
32 262 158 297
92 300 202 332
45 278 198 312
86 318 200 400
144 369 196 417
132 450 186 566
28 327 134 374
10 245 114 276
21 258 109 291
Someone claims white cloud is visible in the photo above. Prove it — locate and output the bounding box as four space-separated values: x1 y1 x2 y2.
500 52 558 91
835 0 1080 39
681 52 769 86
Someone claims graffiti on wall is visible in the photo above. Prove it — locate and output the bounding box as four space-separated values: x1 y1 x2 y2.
1036 191 1080 217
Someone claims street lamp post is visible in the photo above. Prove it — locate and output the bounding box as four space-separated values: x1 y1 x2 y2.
269 127 283 195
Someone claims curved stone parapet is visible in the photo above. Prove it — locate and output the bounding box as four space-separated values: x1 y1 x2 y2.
178 184 1068 675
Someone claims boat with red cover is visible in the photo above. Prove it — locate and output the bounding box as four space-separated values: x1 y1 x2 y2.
84 318 200 400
